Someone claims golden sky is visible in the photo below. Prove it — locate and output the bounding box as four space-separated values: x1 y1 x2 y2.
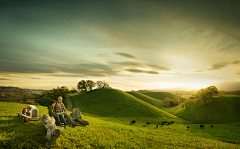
0 0 240 91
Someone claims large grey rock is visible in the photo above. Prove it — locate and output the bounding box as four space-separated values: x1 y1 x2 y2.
41 114 61 139
70 108 89 125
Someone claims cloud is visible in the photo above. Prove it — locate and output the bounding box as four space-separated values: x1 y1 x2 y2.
232 60 240 64
0 61 121 77
207 60 240 70
115 53 137 59
146 63 171 71
236 72 240 75
96 53 109 59
194 70 204 72
126 69 159 74
109 61 142 67
0 78 10 80
30 77 41 79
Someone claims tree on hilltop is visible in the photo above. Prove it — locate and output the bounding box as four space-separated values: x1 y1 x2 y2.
77 80 96 93
195 86 219 105
96 81 110 89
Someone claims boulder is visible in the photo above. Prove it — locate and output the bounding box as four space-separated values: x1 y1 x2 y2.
70 108 89 125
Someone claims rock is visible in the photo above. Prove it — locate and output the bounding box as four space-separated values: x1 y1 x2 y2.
70 108 89 125
41 114 61 139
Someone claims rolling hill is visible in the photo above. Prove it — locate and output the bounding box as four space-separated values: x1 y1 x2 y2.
70 88 187 125
126 91 163 108
178 96 240 124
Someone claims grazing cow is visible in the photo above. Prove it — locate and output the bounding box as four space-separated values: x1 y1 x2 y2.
171 121 174 124
131 120 136 124
167 122 171 125
211 125 213 128
156 125 158 128
146 122 150 125
162 121 167 124
200 124 205 129
187 126 190 129
161 123 164 126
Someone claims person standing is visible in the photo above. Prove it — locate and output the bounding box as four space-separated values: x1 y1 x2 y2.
55 96 79 127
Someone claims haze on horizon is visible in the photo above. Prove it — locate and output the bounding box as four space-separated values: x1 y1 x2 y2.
0 0 240 91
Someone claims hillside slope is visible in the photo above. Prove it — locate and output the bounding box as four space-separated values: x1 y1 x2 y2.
70 88 186 125
126 91 163 108
178 96 240 124
141 92 178 100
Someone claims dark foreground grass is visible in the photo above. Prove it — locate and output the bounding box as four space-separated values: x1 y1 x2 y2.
1 102 240 149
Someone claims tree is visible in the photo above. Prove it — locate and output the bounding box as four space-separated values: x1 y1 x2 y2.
77 80 88 93
77 80 96 93
96 81 110 89
195 86 219 105
71 87 78 94
86 80 95 91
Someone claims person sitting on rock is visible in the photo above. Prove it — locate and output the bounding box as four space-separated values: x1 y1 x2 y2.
48 101 63 126
55 96 79 127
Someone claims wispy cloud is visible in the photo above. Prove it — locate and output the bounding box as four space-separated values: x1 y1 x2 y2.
0 78 10 80
125 69 159 74
115 53 137 59
207 60 240 71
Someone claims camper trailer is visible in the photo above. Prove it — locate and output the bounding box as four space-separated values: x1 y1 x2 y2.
18 105 41 122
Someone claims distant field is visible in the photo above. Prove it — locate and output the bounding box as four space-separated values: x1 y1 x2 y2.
141 92 178 100
1 102 240 148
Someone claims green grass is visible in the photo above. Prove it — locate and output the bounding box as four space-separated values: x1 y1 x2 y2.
176 96 240 124
126 91 163 108
141 92 178 100
70 88 187 125
1 102 240 148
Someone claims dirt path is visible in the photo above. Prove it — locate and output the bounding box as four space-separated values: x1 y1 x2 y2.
66 95 72 110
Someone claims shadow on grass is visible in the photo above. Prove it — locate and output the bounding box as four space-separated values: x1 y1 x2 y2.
0 115 57 149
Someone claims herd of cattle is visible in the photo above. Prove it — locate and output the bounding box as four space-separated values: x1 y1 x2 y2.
130 120 213 129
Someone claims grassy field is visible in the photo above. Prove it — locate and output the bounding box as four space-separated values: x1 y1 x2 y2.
1 102 240 148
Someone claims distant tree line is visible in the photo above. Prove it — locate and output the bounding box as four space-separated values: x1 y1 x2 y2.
0 88 36 104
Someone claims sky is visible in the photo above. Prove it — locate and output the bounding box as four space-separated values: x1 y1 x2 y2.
0 0 240 91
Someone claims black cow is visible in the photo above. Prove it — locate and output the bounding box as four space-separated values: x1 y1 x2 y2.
211 125 213 128
146 122 150 125
171 121 174 124
156 125 158 128
131 120 136 124
187 126 190 129
200 124 205 129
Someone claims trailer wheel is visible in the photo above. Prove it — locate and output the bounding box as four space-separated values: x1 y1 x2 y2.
18 113 20 117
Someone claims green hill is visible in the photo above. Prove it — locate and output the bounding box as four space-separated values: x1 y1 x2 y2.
126 91 163 108
178 96 240 124
70 88 186 125
141 92 178 100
